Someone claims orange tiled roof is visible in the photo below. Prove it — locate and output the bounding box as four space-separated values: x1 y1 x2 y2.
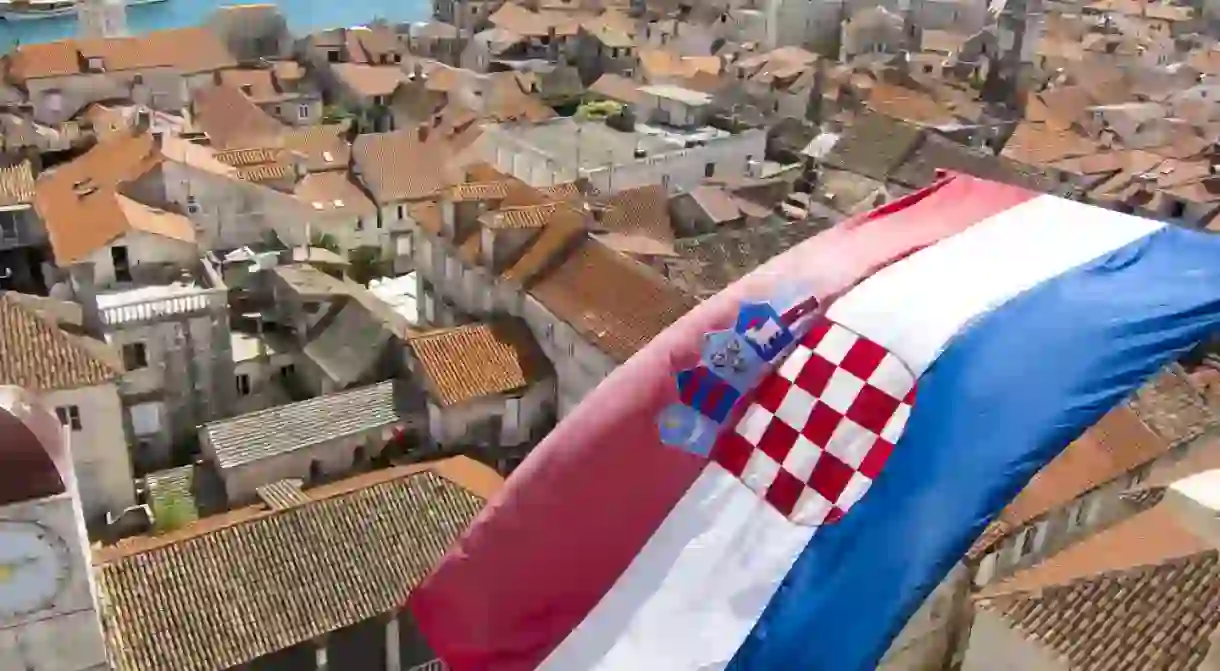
410 320 551 406
976 504 1220 671
95 457 501 671
33 132 168 264
191 84 286 151
331 63 407 98
968 405 1170 557
353 127 460 203
450 181 510 202
0 293 118 392
527 236 697 363
592 183 674 243
8 27 235 81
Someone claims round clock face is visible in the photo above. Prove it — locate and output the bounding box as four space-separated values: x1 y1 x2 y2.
0 521 71 622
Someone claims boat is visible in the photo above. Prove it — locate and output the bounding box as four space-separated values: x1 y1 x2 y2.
0 0 167 21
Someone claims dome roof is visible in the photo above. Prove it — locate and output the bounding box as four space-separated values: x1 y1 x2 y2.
0 386 66 506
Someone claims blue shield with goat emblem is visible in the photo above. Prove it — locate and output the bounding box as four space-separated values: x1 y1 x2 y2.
734 302 794 362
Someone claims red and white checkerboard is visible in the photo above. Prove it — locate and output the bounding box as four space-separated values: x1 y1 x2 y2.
709 317 917 526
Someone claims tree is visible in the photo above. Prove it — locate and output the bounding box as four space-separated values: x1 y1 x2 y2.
310 232 340 253
575 99 624 121
152 491 195 534
322 103 354 124
348 246 390 285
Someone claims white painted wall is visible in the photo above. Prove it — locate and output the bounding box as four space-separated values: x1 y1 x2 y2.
41 383 134 523
24 67 186 125
427 378 555 447
78 230 198 290
211 416 418 505
478 126 767 195
518 295 616 418
960 607 1067 671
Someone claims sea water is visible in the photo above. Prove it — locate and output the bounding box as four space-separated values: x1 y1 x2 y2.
0 0 430 49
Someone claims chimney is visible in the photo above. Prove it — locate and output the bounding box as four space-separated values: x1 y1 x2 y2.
70 263 105 337
133 107 151 134
417 124 430 142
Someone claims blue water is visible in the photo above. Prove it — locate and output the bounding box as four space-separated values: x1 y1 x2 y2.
0 0 430 49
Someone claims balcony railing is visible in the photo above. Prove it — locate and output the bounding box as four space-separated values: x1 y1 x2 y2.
99 288 227 327
406 659 448 671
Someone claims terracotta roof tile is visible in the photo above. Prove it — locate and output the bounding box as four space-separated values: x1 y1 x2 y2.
281 124 352 172
8 27 235 82
331 63 407 98
866 82 957 126
483 203 568 230
976 504 1220 671
450 181 510 202
408 201 443 236
353 127 460 203
410 320 551 406
499 207 589 285
33 132 167 264
95 458 501 671
0 159 35 206
293 171 378 217
1001 122 1099 167
592 184 674 243
588 73 644 104
537 181 588 201
638 49 721 81
968 405 1170 557
113 196 197 244
191 84 286 151
0 293 118 391
217 68 284 104
527 237 697 362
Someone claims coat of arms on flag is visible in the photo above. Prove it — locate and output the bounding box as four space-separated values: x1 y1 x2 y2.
660 302 917 526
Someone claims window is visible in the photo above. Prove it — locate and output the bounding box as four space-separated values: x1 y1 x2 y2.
236 373 252 396
55 405 82 431
1073 496 1091 528
111 245 131 283
1170 199 1187 219
356 218 364 231
186 195 200 214
327 50 340 63
1130 465 1149 487
130 402 162 436
0 215 16 241
1019 525 1037 557
704 162 716 178
298 104 310 120
279 364 295 379
397 204 405 220
122 342 148 370
543 323 554 340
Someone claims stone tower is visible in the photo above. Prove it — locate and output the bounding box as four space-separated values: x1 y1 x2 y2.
77 0 128 39
0 387 109 671
982 0 1044 110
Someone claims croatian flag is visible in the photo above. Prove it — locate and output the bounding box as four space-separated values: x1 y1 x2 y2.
407 174 1220 670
